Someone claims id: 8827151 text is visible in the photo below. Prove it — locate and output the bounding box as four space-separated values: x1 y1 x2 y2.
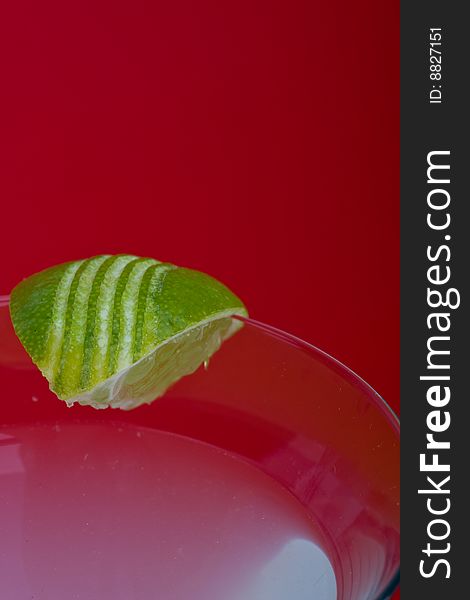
429 28 442 104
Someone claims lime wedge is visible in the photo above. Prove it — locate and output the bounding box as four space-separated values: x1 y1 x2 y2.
10 255 247 410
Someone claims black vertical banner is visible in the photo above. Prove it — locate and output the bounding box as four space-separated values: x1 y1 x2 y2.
401 3 467 598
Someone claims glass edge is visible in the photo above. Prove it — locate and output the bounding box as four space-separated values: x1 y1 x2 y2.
0 294 10 308
376 570 400 600
236 315 400 432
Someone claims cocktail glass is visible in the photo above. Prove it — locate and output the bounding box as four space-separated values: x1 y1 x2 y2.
0 295 399 599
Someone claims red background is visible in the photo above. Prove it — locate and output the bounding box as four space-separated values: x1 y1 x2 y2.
1 1 399 596
0 4 399 429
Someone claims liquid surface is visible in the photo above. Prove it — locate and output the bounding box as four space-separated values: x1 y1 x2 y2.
0 422 336 600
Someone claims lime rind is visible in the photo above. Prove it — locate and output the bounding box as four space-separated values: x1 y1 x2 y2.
55 256 110 397
106 257 150 376
42 260 85 378
9 261 77 367
88 255 138 384
133 263 175 360
79 255 121 389
115 258 157 372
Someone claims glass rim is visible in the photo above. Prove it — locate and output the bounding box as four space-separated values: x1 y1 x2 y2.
236 315 400 432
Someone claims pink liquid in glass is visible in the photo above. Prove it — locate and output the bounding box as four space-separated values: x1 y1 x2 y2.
0 421 337 600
